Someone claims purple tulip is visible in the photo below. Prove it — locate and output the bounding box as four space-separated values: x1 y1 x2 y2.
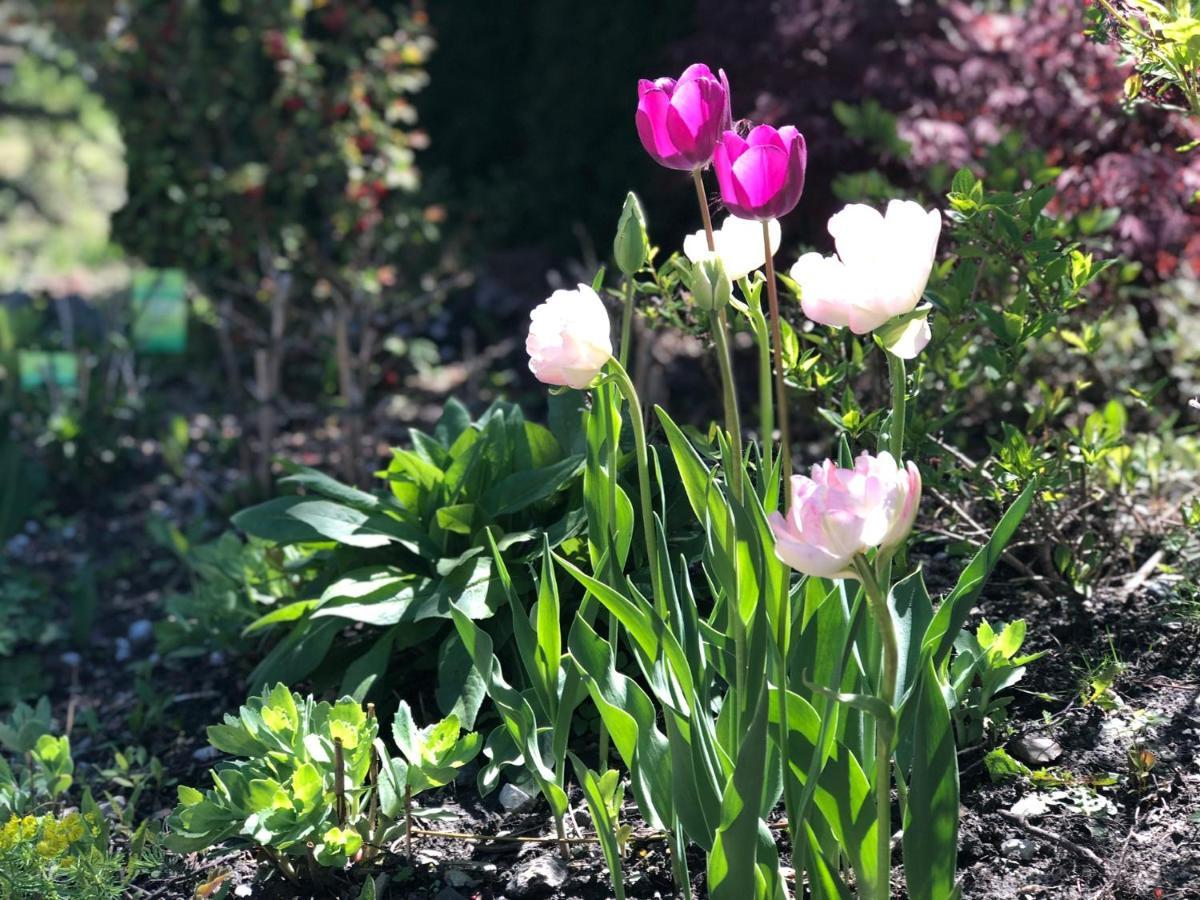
713 125 807 221
636 63 731 171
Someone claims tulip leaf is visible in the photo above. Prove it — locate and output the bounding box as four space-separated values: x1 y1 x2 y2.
903 656 960 900
569 755 627 900
566 615 672 830
922 480 1036 668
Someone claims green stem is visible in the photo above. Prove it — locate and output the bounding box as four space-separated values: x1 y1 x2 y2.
712 309 744 501
854 557 899 900
883 351 908 581
618 275 635 370
608 359 664 617
762 221 792 507
886 351 906 462
595 384 620 768
692 168 744 494
754 302 774 487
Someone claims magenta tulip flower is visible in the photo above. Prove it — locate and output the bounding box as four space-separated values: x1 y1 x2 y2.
713 125 807 221
636 63 731 171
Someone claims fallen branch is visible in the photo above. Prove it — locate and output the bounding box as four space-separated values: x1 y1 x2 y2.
998 811 1106 869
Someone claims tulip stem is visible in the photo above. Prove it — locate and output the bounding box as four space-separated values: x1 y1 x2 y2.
712 313 744 501
691 169 745 499
608 359 664 617
887 351 906 462
745 281 775 495
854 556 898 900
761 220 792 508
691 167 717 248
619 276 635 370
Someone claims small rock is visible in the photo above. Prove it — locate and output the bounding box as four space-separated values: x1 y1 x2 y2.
192 745 220 763
113 637 132 663
127 619 154 645
1000 837 1036 861
1009 734 1062 766
60 651 82 669
1009 794 1052 819
444 869 477 888
505 853 568 898
208 650 226 667
498 783 536 812
234 886 252 898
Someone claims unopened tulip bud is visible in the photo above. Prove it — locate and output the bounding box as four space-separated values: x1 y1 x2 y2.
614 192 648 276
692 253 732 311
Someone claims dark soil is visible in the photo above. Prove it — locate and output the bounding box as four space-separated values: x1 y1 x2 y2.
9 406 1200 900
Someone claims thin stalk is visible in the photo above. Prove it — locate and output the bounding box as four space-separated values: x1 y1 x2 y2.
333 738 346 825
692 168 744 483
555 813 571 861
366 703 379 861
712 311 744 501
608 359 663 616
619 276 636 369
753 302 774 485
597 383 620 768
883 350 908 582
854 557 899 900
762 221 792 505
886 351 906 462
405 783 414 859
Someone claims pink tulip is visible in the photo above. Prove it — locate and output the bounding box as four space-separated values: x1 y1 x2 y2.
712 125 807 221
768 451 921 579
636 63 731 171
526 285 613 390
790 200 942 359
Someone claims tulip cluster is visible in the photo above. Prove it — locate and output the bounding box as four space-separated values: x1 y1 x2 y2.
514 59 992 900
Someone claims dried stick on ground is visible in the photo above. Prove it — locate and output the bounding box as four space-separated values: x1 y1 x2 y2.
998 810 1106 869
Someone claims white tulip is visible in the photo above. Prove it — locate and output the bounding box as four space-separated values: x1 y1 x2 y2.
790 200 941 359
526 285 613 390
683 215 781 282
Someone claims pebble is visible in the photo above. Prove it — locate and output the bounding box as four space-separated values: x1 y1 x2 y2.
127 619 154 645
504 853 568 898
498 783 536 812
208 650 226 667
192 745 220 763
60 651 82 669
444 869 477 888
113 637 132 663
1000 837 1036 861
1009 733 1062 766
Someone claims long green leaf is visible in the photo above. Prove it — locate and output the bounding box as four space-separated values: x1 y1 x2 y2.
922 481 1036 667
902 656 960 900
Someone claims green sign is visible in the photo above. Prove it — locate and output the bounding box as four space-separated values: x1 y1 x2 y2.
132 269 188 354
18 351 78 395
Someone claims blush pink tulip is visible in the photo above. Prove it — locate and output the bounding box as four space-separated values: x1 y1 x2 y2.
768 451 921 579
526 285 613 390
636 63 731 171
790 200 942 359
712 125 807 221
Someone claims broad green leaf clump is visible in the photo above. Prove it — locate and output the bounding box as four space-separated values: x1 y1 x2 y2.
168 685 479 884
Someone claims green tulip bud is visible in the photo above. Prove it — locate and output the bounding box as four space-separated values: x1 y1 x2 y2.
691 252 732 311
613 191 648 276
